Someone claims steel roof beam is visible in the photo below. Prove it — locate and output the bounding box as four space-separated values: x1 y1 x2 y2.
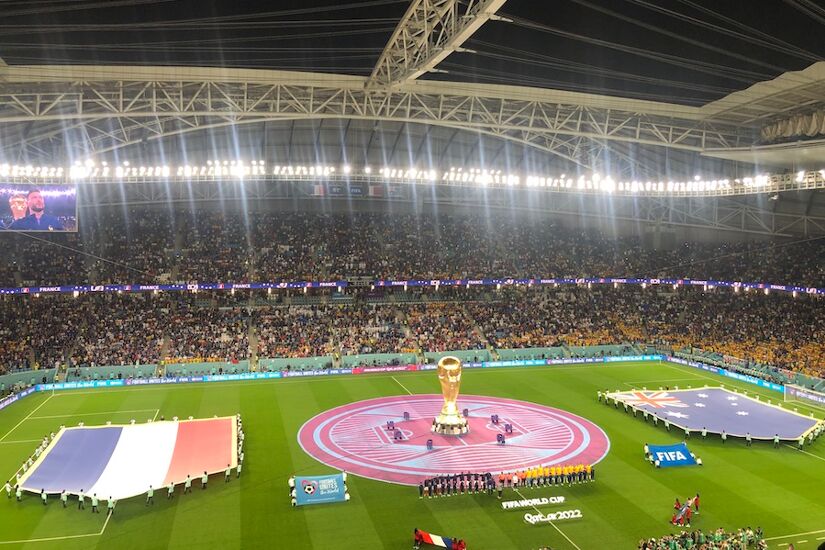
369 0 507 87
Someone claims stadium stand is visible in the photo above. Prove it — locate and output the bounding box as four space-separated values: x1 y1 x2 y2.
0 212 822 384
0 285 821 384
2 211 823 287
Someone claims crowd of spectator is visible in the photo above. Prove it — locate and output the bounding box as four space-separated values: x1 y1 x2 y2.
332 305 415 355
0 208 822 379
466 291 622 349
69 294 167 367
84 209 177 284
638 527 766 549
0 296 87 373
404 303 487 353
0 284 822 378
1 210 823 288
176 213 251 283
255 306 335 359
164 299 250 363
477 287 824 378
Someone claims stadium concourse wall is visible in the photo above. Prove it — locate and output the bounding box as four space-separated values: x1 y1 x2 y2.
340 353 418 368
0 368 56 390
67 364 157 381
259 356 333 371
0 354 790 415
59 363 251 382
497 347 565 361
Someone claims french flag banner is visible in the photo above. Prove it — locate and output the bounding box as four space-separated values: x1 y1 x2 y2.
19 416 238 500
419 530 454 548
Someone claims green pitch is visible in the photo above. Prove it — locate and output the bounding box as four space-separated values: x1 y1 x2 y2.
1 361 824 549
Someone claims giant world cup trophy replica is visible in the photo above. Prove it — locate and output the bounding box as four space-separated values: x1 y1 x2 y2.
432 356 469 435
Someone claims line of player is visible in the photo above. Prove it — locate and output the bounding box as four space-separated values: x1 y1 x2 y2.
417 463 596 499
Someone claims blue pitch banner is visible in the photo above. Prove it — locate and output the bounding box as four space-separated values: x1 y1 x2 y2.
294 474 347 506
0 280 347 296
648 443 697 467
0 277 822 297
373 277 825 296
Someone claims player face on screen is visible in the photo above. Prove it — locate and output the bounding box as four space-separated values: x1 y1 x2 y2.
8 195 27 220
27 190 45 216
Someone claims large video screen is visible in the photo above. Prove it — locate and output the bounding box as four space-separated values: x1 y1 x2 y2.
1 184 77 232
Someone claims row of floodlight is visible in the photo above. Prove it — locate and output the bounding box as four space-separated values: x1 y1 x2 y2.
2 161 824 196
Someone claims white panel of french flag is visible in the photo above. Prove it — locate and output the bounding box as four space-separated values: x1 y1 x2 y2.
20 417 237 501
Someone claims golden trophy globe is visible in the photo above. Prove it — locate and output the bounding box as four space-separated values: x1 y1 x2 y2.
432 356 469 435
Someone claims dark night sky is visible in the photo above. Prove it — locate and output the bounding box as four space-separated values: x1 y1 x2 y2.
0 0 823 105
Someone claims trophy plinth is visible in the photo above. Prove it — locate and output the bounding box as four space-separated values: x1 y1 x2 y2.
432 356 469 436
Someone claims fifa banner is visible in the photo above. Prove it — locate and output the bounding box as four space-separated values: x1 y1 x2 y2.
648 443 697 468
292 474 348 506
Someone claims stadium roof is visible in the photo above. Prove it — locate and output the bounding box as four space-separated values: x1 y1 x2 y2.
1 0 822 102
700 62 825 126
0 1 823 187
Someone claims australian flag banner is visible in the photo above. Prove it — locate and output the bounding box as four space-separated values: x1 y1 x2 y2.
294 474 347 506
648 443 697 467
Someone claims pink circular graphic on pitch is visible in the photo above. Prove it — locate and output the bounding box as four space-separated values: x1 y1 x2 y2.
297 394 609 485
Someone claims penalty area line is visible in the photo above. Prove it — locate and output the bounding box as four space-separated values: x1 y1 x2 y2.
0 510 110 545
391 376 414 396
514 488 581 550
29 408 159 420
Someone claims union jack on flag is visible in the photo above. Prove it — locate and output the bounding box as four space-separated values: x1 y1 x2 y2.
621 391 688 409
